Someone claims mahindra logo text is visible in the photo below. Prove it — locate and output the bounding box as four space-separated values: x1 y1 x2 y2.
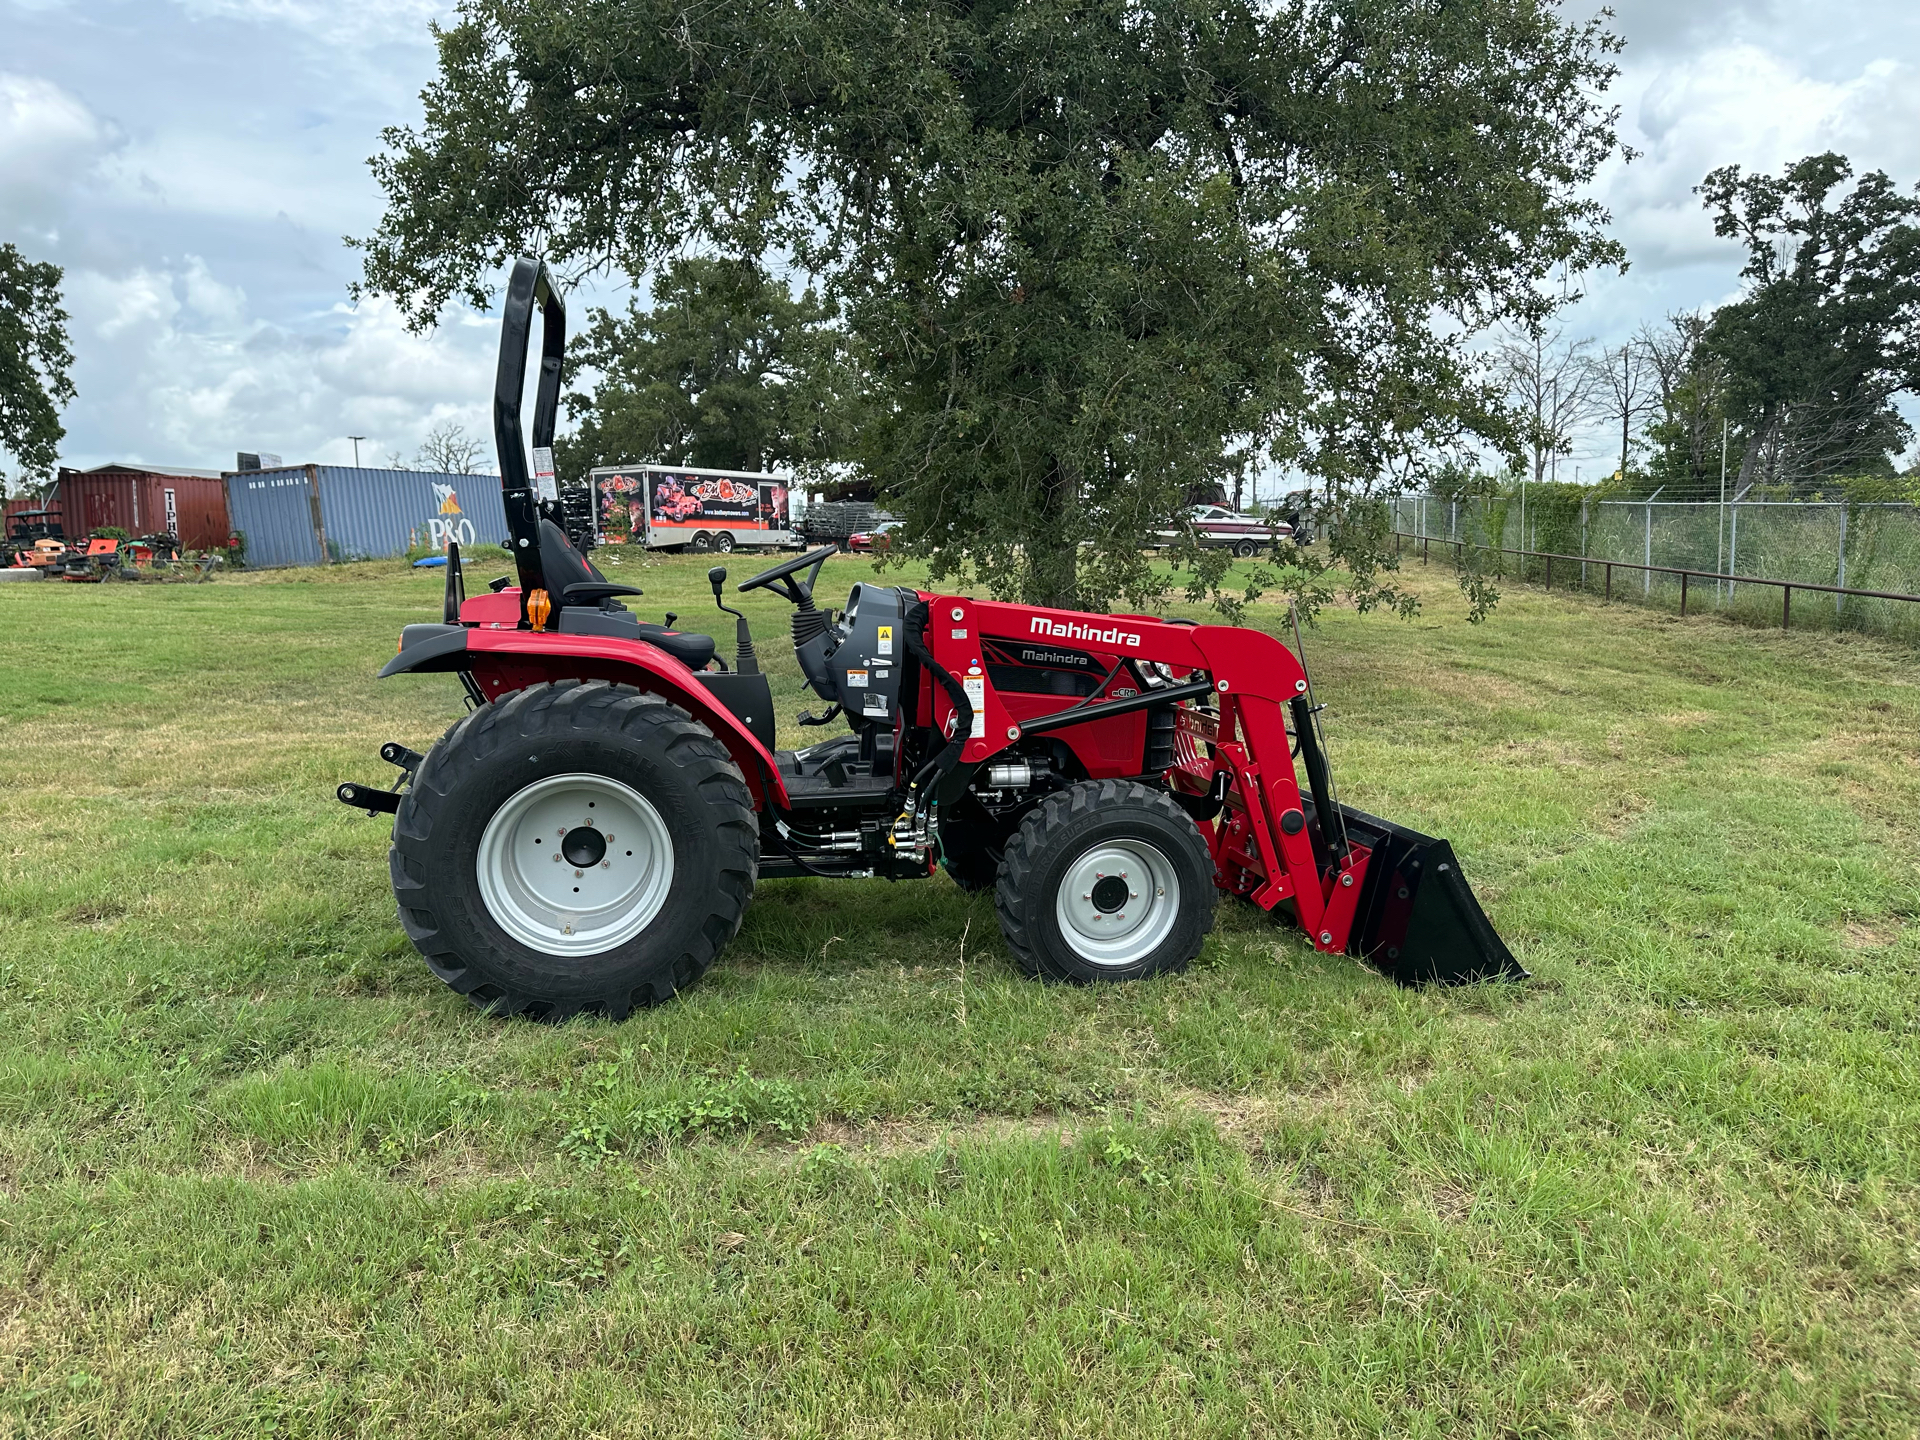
1030 617 1142 647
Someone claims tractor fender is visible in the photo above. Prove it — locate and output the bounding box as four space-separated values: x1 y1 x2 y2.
385 626 791 810
380 623 469 676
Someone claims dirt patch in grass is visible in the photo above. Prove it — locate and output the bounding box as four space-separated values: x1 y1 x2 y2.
1842 919 1902 951
804 1113 1081 1154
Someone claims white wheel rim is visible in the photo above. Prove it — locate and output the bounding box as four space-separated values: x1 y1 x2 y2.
476 773 675 957
1054 838 1181 967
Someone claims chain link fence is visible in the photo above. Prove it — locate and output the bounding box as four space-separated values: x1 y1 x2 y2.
1391 495 1920 643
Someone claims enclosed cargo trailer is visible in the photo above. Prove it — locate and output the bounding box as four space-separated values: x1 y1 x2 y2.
590 464 796 554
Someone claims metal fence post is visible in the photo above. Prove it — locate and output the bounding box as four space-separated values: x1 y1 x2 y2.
1729 501 1738 604
1681 570 1688 616
1836 506 1847 618
1451 500 1458 541
1644 500 1653 596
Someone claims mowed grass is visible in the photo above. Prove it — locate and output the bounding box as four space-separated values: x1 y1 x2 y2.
0 548 1916 1437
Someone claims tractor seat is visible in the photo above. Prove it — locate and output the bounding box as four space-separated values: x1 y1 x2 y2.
633 624 717 671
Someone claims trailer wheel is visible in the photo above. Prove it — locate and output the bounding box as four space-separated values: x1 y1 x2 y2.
389 680 757 1020
713 532 735 554
688 532 713 553
995 779 1214 983
1232 538 1259 559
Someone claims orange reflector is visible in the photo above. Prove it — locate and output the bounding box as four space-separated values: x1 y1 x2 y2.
527 588 552 630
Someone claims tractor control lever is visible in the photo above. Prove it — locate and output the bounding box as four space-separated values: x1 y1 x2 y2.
707 566 759 674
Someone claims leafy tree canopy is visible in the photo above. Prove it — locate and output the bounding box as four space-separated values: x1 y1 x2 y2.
558 257 860 483
0 243 76 498
357 0 1625 609
1699 154 1920 490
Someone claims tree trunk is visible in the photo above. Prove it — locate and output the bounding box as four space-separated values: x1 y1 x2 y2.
1023 455 1079 609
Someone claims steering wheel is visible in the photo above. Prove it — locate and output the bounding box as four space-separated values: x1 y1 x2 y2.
737 544 839 607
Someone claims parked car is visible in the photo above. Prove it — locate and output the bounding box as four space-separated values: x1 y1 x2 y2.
1156 505 1292 558
847 519 902 553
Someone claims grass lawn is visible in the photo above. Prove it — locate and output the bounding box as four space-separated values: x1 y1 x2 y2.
1 548 1916 1437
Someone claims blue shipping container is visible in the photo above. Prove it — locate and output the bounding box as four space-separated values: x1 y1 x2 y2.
223 466 511 567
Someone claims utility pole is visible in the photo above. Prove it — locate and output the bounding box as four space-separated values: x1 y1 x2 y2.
348 435 366 467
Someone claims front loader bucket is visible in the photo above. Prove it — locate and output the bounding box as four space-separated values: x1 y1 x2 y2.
1336 806 1527 986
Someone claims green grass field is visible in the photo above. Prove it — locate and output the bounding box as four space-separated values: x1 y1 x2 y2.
1 550 1916 1437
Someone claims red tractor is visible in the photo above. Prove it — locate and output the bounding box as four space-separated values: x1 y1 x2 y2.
340 259 1522 1020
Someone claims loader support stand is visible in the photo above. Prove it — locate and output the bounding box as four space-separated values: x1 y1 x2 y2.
1290 695 1343 870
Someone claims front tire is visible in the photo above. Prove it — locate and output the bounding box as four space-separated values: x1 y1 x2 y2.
713 532 735 554
390 680 758 1019
995 779 1214 983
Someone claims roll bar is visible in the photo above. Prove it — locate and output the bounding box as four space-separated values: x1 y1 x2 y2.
494 256 567 597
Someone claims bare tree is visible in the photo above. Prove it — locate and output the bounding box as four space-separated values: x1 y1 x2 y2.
1594 340 1657 483
1638 312 1728 494
1488 323 1604 483
415 421 483 474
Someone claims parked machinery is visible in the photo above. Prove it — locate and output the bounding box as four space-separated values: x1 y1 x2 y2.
340 258 1522 1020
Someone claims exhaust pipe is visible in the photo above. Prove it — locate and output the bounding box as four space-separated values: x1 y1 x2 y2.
1336 806 1528 986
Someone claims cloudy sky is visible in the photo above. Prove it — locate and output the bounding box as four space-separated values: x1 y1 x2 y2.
5 0 1919 476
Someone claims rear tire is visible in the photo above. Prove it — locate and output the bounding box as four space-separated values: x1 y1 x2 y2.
995 779 1214 983
713 532 735 554
1232 538 1259 559
689 532 713 553
389 680 758 1020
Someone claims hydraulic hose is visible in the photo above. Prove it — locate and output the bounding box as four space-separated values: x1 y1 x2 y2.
903 600 973 794
1289 694 1344 872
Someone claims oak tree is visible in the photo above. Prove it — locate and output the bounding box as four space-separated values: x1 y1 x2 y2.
559 257 859 480
1700 154 1920 491
358 0 1624 608
0 244 75 499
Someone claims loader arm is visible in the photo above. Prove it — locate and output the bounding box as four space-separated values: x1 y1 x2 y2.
925 599 1369 954
925 598 1524 986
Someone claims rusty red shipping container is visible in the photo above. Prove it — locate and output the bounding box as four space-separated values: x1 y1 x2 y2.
53 464 230 548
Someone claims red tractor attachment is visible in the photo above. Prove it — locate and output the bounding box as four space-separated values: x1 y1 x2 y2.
339 257 1522 1019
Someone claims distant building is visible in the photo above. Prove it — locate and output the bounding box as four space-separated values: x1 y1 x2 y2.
52 463 231 548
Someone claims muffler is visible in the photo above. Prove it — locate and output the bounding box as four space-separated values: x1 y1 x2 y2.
1336 806 1528 986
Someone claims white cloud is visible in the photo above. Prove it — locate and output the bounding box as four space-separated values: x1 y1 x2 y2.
0 71 123 236
61 259 498 469
1606 45 1920 276
6 0 1919 478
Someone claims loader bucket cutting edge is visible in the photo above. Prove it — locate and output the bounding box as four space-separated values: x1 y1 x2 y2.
1336 806 1527 987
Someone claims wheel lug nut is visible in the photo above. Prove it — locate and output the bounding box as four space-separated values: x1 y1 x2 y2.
1130 891 1138 899
575 869 583 877
601 861 609 869
552 854 561 862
